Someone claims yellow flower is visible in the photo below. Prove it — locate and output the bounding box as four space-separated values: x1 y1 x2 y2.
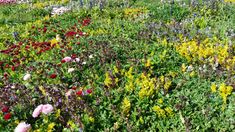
211 83 217 93
67 120 76 129
50 38 58 45
39 86 46 96
89 117 95 123
145 59 151 67
47 122 56 132
104 72 112 87
122 97 131 114
158 98 163 104
55 109 61 118
152 106 165 118
164 107 174 117
181 63 186 72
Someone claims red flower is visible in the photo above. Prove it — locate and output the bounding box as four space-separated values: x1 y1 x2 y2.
61 59 66 63
65 31 77 37
71 54 77 59
86 89 92 94
77 42 81 45
76 90 83 96
72 86 77 90
50 73 57 79
1 106 9 113
4 113 11 120
11 66 15 71
43 27 47 33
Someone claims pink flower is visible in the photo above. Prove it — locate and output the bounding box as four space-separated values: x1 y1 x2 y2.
42 104 53 114
32 104 43 118
62 57 72 62
14 122 31 132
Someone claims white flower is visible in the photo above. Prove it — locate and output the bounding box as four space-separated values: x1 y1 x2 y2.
89 55 93 59
82 62 86 65
75 58 80 63
186 65 193 72
68 68 75 73
23 74 31 81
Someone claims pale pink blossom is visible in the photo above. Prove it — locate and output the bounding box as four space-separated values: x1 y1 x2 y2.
42 104 53 114
32 104 43 118
65 89 73 97
62 57 72 62
75 58 80 62
14 122 31 132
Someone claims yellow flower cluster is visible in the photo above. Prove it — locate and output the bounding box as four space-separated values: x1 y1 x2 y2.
176 38 231 67
123 8 148 19
152 106 173 118
219 83 233 103
125 67 135 91
104 72 112 87
122 97 131 115
224 0 235 2
137 73 157 98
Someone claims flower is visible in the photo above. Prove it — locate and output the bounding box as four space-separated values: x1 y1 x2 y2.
1 105 9 113
50 73 57 79
82 62 86 65
211 83 217 93
14 122 31 132
42 104 53 114
32 104 43 118
75 58 80 62
4 113 11 120
89 55 93 59
76 90 83 96
86 89 92 94
121 97 131 114
68 68 75 73
65 89 73 97
62 57 72 62
23 73 31 81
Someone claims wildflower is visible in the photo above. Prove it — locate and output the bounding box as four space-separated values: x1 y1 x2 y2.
65 31 77 37
89 55 93 59
145 59 151 67
11 66 15 71
42 104 53 114
4 113 11 120
23 73 31 81
121 97 131 114
14 122 31 132
47 122 55 132
75 58 80 62
86 89 92 94
62 57 72 63
50 73 57 79
65 89 73 97
68 68 75 73
104 72 112 87
71 54 77 59
181 63 186 72
1 105 9 113
152 106 165 118
32 104 43 118
211 83 217 93
76 90 83 96
164 107 174 117
82 62 86 65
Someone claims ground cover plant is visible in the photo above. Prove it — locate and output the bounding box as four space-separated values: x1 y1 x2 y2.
0 0 235 131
